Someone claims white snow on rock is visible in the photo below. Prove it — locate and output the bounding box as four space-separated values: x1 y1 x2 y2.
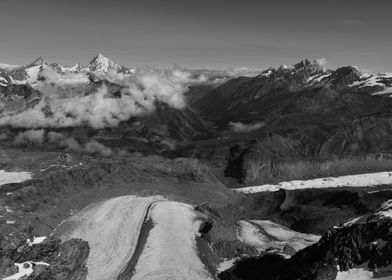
343 216 364 226
368 200 392 222
371 86 392 96
235 171 392 194
217 258 238 273
88 53 126 73
59 195 164 280
3 261 49 280
237 220 320 253
308 72 331 83
132 200 214 280
0 170 32 187
25 65 42 84
335 267 374 280
350 73 392 96
336 264 392 280
27 236 47 246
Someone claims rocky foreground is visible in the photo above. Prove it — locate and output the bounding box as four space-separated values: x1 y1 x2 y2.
220 200 392 280
0 227 88 279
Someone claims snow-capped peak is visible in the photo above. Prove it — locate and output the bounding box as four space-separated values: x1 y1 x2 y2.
27 56 45 67
88 53 131 73
89 53 115 72
62 63 83 72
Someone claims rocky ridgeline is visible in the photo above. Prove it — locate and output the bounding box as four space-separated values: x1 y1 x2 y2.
0 227 89 279
220 200 392 280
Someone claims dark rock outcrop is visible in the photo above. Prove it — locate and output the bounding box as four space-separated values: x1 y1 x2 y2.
0 227 89 280
220 200 392 280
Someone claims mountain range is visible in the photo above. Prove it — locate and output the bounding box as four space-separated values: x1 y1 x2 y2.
1 56 392 183
1 55 392 280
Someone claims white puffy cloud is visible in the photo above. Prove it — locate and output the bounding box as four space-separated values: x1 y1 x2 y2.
14 129 45 144
84 140 112 157
314 58 328 68
0 68 204 129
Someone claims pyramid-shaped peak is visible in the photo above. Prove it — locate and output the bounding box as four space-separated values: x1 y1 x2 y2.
294 59 312 68
293 58 327 70
28 56 45 67
89 53 115 70
90 53 112 64
88 53 129 73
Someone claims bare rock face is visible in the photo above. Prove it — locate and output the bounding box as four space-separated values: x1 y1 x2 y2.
219 200 392 280
0 227 89 280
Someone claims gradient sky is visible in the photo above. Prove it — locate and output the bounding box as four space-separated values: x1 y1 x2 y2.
0 0 391 72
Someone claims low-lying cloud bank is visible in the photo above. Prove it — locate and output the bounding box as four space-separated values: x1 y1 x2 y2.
0 69 191 129
0 66 254 130
13 129 113 156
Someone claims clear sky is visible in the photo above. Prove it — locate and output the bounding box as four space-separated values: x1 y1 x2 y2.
0 0 391 72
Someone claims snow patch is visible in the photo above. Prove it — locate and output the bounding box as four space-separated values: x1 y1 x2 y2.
236 220 320 253
343 216 364 226
371 200 392 220
3 262 49 280
235 171 392 194
336 264 392 280
132 201 214 280
217 258 238 273
229 121 265 133
351 73 392 96
27 236 47 246
336 267 374 280
311 72 331 83
0 170 32 187
25 65 42 84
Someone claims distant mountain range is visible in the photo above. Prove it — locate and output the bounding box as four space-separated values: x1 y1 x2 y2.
1 56 392 183
0 53 135 87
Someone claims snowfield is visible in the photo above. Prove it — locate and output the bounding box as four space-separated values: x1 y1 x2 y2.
0 170 32 187
60 195 164 280
59 195 213 280
237 220 320 254
132 201 213 280
235 171 392 194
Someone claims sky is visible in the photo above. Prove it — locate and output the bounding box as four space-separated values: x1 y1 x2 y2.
0 0 391 72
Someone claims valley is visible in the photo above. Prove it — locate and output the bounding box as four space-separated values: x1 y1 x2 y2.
1 56 392 279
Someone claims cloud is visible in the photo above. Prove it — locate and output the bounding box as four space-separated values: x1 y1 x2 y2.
0 69 189 129
59 137 83 152
0 65 258 130
229 121 265 133
314 58 327 68
84 140 112 157
41 130 113 156
14 129 45 144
